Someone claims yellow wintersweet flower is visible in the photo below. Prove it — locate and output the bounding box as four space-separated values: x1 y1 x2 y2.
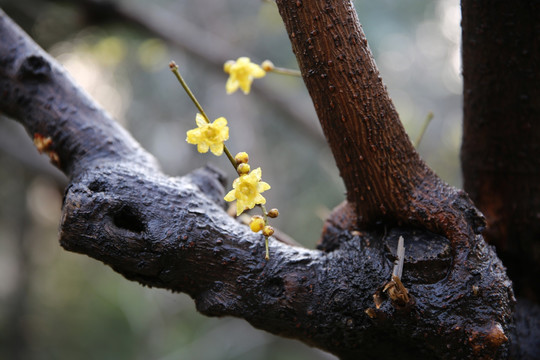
224 167 271 216
224 57 266 94
186 113 229 156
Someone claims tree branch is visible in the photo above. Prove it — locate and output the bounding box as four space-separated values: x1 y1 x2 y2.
0 7 518 359
275 0 486 252
0 9 158 177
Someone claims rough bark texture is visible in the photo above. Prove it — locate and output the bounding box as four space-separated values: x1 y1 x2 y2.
461 0 540 302
0 4 529 359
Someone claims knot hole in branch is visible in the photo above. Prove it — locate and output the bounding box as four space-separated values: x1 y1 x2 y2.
88 179 107 193
18 55 51 81
266 277 285 298
111 205 145 233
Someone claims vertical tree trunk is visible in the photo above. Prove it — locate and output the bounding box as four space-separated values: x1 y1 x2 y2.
461 0 540 301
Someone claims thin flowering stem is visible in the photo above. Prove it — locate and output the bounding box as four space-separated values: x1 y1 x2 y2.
264 235 270 260
261 204 268 223
171 60 276 260
268 66 301 77
260 204 270 260
222 146 237 169
170 62 209 120
262 60 301 77
170 61 237 168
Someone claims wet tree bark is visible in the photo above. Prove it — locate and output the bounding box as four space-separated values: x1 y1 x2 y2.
461 0 540 302
0 2 535 358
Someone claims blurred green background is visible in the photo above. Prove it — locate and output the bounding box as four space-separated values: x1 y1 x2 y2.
0 0 462 358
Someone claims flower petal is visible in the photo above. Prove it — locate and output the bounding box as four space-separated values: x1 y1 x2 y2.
186 128 201 144
249 65 266 78
251 167 262 180
197 142 209 153
236 199 249 216
237 57 250 65
224 189 236 202
196 113 208 127
258 181 271 192
254 194 267 205
226 77 239 94
239 80 252 94
214 117 228 127
210 143 224 156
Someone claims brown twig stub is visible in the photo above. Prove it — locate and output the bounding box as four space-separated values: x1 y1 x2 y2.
383 275 413 308
371 237 413 310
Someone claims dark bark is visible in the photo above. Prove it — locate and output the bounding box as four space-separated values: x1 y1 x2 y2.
461 0 540 302
0 4 527 359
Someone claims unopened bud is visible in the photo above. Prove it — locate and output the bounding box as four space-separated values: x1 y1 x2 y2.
261 60 275 72
237 163 251 175
262 225 274 237
235 151 249 165
267 208 279 218
249 215 265 233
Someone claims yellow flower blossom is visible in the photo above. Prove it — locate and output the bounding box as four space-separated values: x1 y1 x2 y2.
186 113 229 156
224 57 266 94
224 167 271 216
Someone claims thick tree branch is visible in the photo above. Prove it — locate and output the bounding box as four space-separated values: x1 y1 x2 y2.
0 10 157 177
0 7 519 359
275 0 486 252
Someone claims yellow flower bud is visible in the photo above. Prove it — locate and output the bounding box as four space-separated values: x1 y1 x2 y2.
261 60 275 72
267 208 279 218
249 215 265 233
262 225 274 237
235 151 249 165
237 163 251 175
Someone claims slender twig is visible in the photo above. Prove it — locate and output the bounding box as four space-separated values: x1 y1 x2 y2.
269 66 301 77
414 112 434 149
392 236 405 279
260 203 270 260
170 61 237 168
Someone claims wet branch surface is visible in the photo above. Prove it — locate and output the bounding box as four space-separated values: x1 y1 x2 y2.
0 5 534 359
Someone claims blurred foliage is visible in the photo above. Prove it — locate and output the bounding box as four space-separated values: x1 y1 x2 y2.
0 0 462 358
